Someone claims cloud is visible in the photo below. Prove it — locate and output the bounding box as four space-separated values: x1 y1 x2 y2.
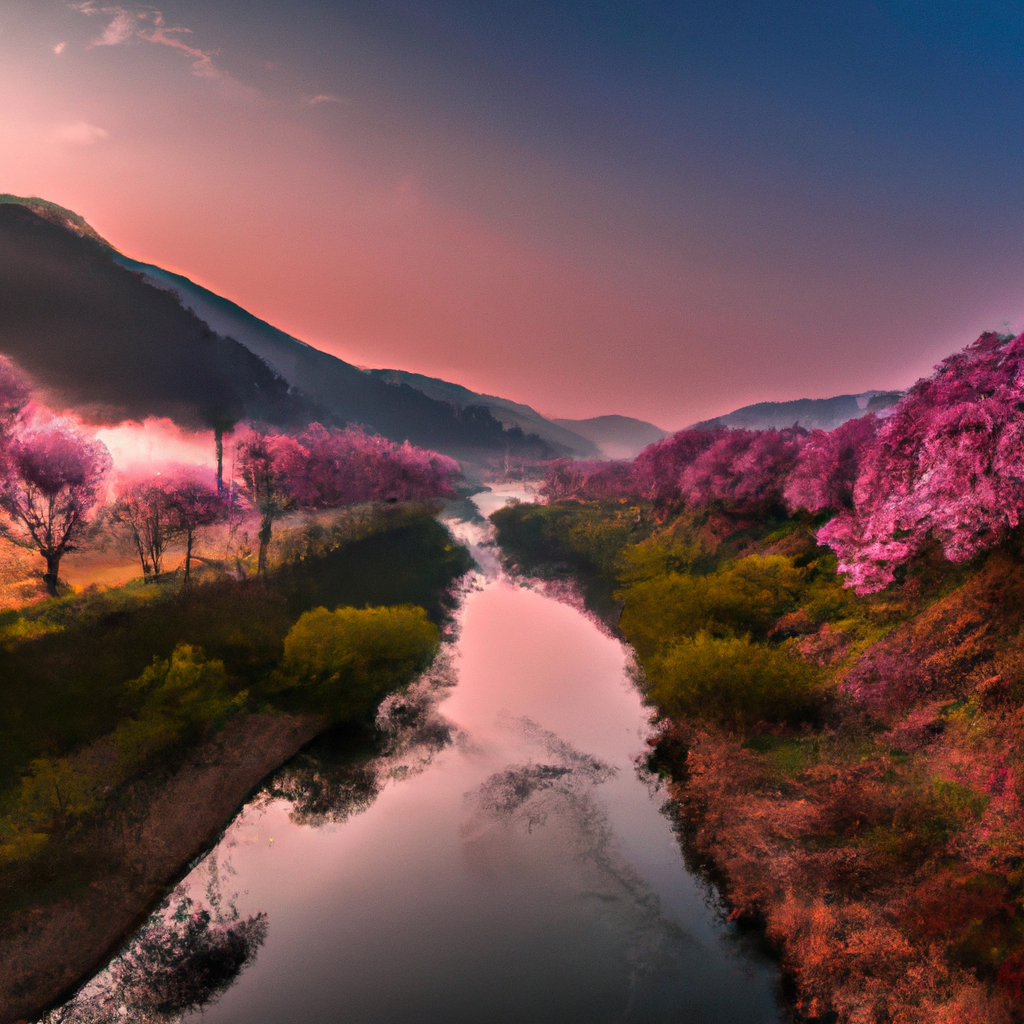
307 94 349 107
53 41 67 54
54 121 110 145
70 4 238 85
94 9 133 46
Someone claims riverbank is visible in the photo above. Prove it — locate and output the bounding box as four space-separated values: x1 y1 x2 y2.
492 499 1024 1023
0 710 324 1022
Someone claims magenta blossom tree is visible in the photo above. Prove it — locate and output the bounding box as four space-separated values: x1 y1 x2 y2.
165 476 227 587
678 426 807 508
783 414 880 514
632 428 726 505
819 332 1024 592
236 431 295 576
540 459 643 502
0 419 112 595
109 480 175 581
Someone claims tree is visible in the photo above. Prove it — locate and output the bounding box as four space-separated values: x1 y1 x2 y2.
109 480 175 581
0 418 111 596
783 414 879 514
236 431 294 575
819 332 1024 592
165 477 227 587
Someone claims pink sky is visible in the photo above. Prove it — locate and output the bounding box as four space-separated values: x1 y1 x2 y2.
2 3 1023 430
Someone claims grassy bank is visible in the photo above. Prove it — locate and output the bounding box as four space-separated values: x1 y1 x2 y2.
0 502 472 1021
493 498 1024 1023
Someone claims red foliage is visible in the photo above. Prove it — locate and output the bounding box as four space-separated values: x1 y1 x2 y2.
632 428 725 504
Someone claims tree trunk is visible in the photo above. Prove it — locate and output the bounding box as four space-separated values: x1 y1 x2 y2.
215 427 224 492
184 530 194 588
42 552 60 597
257 514 273 575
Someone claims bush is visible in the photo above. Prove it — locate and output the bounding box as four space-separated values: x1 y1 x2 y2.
278 605 439 720
645 632 822 730
618 554 806 658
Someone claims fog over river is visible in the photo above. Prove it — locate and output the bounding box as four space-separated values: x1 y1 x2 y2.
53 488 784 1024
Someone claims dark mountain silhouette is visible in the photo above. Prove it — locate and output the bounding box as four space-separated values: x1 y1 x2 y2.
0 197 554 462
691 391 902 432
365 368 599 457
552 415 668 459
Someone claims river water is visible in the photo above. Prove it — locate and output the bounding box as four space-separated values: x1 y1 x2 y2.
53 488 784 1024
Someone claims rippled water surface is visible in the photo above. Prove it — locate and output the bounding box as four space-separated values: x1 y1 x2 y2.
57 488 784 1024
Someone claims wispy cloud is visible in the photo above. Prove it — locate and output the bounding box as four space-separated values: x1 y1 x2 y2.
307 93 350 107
54 121 110 145
70 3 236 84
53 42 67 54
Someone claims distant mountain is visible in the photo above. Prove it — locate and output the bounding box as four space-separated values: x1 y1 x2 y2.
692 391 902 432
366 368 599 457
0 196 554 464
552 415 668 460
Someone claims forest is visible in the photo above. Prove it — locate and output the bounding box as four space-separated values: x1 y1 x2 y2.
493 331 1024 1024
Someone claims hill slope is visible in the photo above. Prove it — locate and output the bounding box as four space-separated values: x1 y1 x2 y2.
553 415 668 459
366 368 599 457
692 391 901 432
0 197 552 462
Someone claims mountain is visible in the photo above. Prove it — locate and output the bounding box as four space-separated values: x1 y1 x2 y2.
692 391 902 432
365 368 599 457
552 415 668 460
0 196 553 463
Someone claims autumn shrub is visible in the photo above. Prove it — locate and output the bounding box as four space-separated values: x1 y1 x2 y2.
277 605 440 720
645 632 823 730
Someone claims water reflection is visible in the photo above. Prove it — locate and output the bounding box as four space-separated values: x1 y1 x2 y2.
51 488 783 1024
46 860 266 1024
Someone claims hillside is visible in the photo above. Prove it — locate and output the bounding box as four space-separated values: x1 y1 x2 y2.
0 197 552 463
692 391 902 432
365 368 599 457
552 414 668 459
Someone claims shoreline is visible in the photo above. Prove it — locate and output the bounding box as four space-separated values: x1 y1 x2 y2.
0 710 325 1024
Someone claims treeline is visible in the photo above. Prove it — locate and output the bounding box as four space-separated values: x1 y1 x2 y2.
0 356 462 595
541 331 1024 594
491 332 1024 1022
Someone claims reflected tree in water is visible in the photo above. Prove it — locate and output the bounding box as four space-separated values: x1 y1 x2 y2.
47 861 266 1023
463 716 702 1018
263 653 459 827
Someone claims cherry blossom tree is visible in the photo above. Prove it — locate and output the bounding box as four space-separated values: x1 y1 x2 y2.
632 427 726 505
783 414 880 514
165 477 227 587
0 418 111 596
540 459 643 501
818 332 1024 592
109 481 175 581
678 426 806 507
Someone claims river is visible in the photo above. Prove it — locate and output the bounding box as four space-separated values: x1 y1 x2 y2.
51 488 784 1024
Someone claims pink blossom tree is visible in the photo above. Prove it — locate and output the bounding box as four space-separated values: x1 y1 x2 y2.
783 414 880 514
540 459 643 501
0 356 30 444
0 419 111 595
109 481 175 581
165 477 227 587
679 426 806 507
632 428 726 505
819 332 1024 592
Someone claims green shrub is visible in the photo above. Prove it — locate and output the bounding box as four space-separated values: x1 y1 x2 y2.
618 554 806 658
645 632 822 730
278 605 439 720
